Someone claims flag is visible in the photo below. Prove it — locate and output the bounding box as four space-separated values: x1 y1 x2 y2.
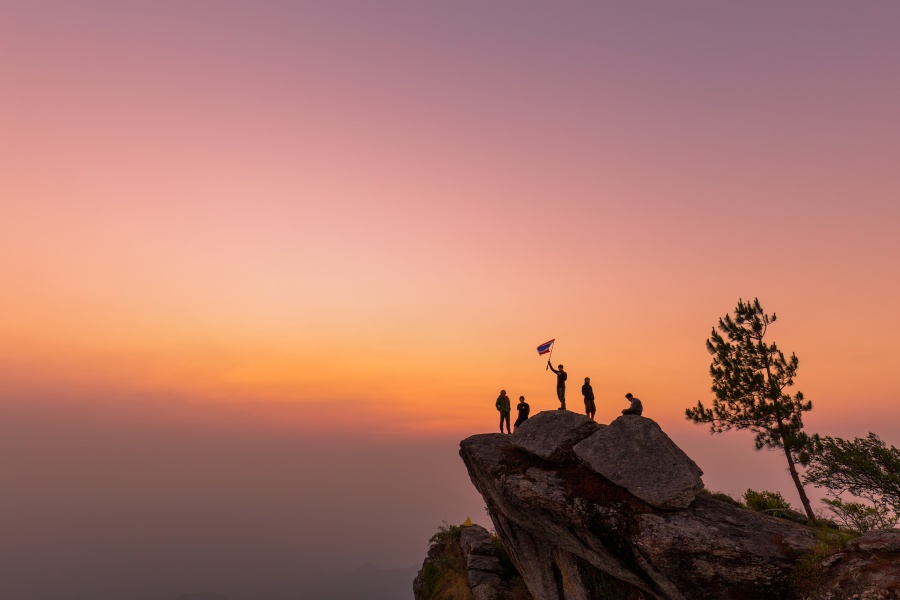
537 339 554 355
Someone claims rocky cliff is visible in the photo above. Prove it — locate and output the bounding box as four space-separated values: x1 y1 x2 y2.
452 410 900 600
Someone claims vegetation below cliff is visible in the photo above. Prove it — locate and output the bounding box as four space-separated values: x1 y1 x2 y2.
414 522 531 600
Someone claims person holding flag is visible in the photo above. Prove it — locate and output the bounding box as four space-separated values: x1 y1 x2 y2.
548 361 567 410
537 338 567 410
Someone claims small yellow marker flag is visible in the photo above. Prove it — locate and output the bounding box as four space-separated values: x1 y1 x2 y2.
463 517 474 527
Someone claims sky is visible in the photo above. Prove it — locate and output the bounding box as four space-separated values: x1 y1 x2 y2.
2 2 899 599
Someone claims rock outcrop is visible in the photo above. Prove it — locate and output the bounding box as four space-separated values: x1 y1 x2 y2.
797 529 900 599
414 523 532 600
458 410 900 599
573 415 703 509
458 524 528 600
511 410 600 462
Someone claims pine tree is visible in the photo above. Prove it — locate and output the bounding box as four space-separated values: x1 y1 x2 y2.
686 298 815 521
804 433 900 529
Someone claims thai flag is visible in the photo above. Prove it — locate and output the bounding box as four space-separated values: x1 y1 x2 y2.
537 339 554 355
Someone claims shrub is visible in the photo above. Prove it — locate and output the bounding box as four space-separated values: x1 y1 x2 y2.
427 522 465 573
420 562 441 600
429 521 463 546
701 488 744 507
744 489 792 512
822 497 899 532
421 522 471 600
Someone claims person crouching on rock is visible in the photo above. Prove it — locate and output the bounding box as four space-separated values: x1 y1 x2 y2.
622 393 643 416
514 396 530 430
496 390 511 434
582 377 596 421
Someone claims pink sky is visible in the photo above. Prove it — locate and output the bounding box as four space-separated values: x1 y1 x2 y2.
2 2 899 598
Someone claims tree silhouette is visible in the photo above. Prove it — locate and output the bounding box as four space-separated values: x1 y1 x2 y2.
804 433 900 530
686 298 815 521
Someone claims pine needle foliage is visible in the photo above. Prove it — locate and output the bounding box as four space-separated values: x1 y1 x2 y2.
804 433 900 531
686 298 816 520
820 497 898 532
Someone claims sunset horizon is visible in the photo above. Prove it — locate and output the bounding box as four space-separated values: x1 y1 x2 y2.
3 2 898 599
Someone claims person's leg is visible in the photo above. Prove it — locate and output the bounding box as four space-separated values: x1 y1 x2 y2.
502 411 511 433
557 387 566 409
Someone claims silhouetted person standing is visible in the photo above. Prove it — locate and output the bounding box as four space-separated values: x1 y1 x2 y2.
547 361 567 410
622 392 643 416
514 396 530 430
496 389 511 434
582 377 596 421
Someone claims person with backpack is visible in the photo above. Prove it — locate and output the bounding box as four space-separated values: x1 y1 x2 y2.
496 390 511 434
514 396 530 430
582 377 596 421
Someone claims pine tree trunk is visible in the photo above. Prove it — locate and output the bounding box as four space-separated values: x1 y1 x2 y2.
782 442 815 522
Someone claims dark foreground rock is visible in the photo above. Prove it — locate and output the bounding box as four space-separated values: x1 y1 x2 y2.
455 411 900 599
797 529 900 600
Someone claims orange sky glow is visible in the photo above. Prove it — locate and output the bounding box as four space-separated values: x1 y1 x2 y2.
2 0 899 474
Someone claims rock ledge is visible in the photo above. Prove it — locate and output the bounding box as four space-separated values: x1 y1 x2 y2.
456 411 900 599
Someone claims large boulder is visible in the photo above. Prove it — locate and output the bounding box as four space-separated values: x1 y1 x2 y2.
573 415 704 509
448 415 900 600
459 423 819 599
511 410 601 462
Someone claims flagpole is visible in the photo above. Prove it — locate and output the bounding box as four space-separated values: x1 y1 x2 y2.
546 344 554 370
